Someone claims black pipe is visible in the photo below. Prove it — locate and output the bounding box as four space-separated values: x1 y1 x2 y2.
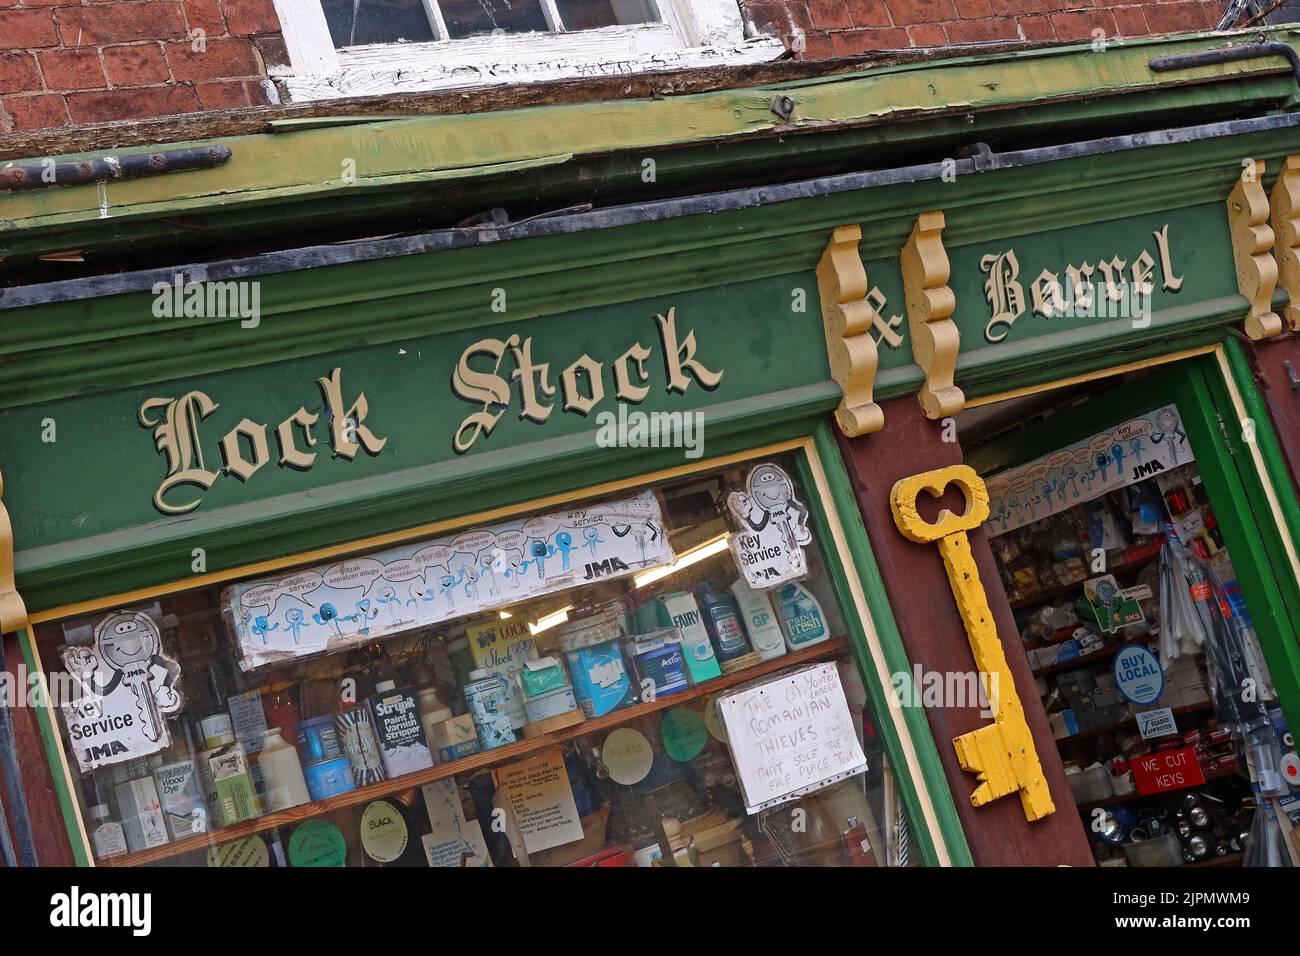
1150 41 1300 90
7 110 1300 310
0 145 232 193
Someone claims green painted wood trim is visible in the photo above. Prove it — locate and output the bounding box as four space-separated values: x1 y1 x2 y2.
15 626 89 867
16 383 839 614
805 421 973 867
1182 357 1300 731
3 26 1298 250
9 123 1300 415
7 77 1292 267
1222 335 1300 555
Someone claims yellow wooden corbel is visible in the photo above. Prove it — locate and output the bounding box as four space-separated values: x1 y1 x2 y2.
1269 155 1300 333
1227 161 1283 340
890 465 1054 823
0 469 29 635
815 225 885 436
901 211 965 419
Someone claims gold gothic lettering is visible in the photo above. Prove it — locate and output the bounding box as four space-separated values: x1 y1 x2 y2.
451 308 724 455
140 367 383 515
980 226 1184 343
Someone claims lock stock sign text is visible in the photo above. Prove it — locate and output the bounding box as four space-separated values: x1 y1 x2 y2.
137 309 723 515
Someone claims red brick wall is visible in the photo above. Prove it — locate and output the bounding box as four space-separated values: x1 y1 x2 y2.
0 3 1231 134
0 0 286 132
741 1 1223 57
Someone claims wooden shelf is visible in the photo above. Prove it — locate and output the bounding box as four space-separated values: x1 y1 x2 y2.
102 637 850 867
1031 636 1156 678
1185 851 1244 868
1075 765 1241 811
1008 543 1162 611
1057 703 1214 745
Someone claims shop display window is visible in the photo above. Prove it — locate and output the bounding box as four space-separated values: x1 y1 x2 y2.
980 402 1296 868
34 452 912 868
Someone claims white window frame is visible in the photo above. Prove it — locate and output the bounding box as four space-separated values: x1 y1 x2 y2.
272 0 784 101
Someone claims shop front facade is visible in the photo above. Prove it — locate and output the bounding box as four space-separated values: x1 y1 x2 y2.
2 29 1300 869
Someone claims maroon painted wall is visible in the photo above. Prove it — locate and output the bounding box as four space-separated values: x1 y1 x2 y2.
0 633 75 867
1242 335 1300 497
836 398 1096 866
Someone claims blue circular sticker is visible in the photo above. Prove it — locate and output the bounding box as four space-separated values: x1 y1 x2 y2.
1113 644 1164 706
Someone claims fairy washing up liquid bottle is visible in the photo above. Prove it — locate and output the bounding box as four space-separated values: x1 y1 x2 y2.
775 581 830 651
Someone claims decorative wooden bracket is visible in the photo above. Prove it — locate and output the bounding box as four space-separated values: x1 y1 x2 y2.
1227 161 1283 340
901 211 965 419
890 465 1055 823
0 469 29 635
1269 155 1300 333
816 224 885 436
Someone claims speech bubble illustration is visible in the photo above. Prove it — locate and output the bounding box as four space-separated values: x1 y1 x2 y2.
450 529 496 556
521 515 560 539
494 530 527 553
1113 418 1155 441
280 571 324 608
379 557 424 583
413 545 453 570
239 583 281 612
323 558 384 593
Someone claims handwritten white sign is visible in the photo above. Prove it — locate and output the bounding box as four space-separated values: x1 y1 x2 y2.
492 749 584 854
718 663 867 814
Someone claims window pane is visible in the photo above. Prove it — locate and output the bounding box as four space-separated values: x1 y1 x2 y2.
322 0 435 47
41 452 918 867
555 0 659 30
441 0 549 39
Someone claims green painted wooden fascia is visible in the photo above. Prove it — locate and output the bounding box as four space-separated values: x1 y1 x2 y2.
7 126 1300 415
3 25 1299 260
1221 336 1300 559
14 383 838 613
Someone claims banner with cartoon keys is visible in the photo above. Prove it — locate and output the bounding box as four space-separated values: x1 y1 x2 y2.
727 462 813 589
985 404 1194 538
60 610 184 772
223 491 674 670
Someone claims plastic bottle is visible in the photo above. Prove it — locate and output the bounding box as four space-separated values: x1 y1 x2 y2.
730 578 787 661
697 581 751 662
89 804 128 860
775 581 830 650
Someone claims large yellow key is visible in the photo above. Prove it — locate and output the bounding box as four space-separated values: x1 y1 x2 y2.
890 465 1055 822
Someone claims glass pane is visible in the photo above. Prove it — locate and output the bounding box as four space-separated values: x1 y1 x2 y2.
977 401 1290 868
322 0 436 47
554 0 659 30
440 0 549 39
40 452 917 867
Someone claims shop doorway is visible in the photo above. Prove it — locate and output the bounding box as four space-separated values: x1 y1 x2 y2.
957 354 1299 868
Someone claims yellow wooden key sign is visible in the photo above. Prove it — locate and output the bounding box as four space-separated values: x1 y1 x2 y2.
890 465 1055 822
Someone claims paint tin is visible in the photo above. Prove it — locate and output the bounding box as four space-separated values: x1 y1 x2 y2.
335 705 386 787
628 637 689 700
296 715 343 764
558 608 633 717
464 670 516 750
303 755 355 801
